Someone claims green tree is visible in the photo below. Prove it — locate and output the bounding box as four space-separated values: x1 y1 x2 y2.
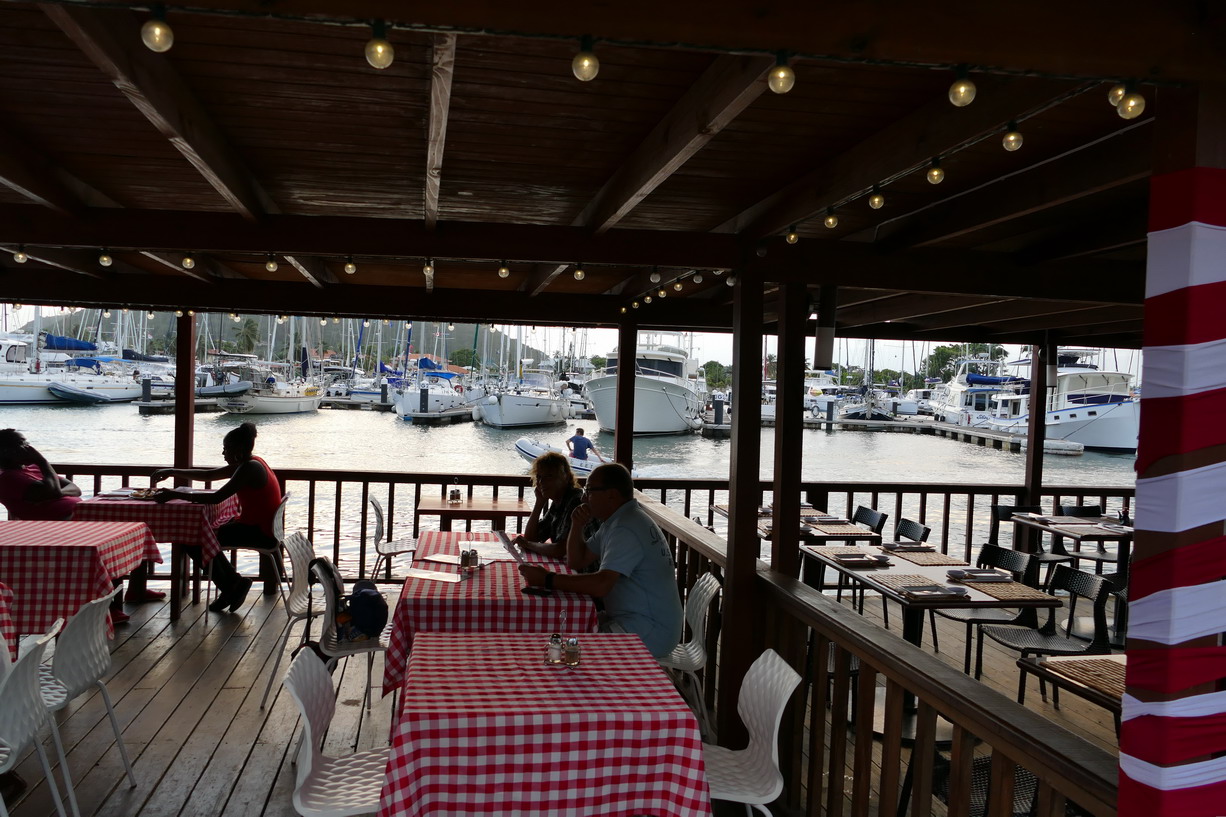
702 360 729 389
450 347 479 370
235 318 260 354
921 343 1007 381
590 355 607 371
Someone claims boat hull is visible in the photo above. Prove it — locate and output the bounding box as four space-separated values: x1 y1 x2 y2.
477 392 567 429
585 375 703 435
0 374 142 404
221 387 322 414
986 399 1139 452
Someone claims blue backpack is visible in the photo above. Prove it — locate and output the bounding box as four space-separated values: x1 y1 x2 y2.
346 579 388 638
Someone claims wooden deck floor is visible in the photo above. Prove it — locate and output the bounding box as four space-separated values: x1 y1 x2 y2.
4 584 1120 817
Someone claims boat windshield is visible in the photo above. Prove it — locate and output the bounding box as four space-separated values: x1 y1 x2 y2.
605 355 685 379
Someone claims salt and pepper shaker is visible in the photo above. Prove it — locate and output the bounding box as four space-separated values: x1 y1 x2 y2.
468 549 479 570
563 637 581 666
547 633 563 664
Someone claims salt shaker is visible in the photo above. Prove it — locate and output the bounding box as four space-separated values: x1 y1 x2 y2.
459 549 470 570
547 633 563 663
468 549 479 570
563 637 581 666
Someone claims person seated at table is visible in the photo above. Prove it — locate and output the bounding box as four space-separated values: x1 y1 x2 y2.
0 430 162 617
518 463 682 658
565 428 604 462
150 422 282 613
511 452 586 559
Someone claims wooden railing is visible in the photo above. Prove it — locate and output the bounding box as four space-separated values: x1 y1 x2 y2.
643 495 1118 817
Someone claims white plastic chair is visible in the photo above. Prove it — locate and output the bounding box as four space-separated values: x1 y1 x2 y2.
367 497 415 579
40 586 138 817
209 492 292 608
657 572 721 738
281 649 389 817
310 557 389 749
260 532 323 710
702 648 801 816
0 622 69 817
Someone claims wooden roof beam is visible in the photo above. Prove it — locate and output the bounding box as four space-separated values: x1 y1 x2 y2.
835 293 1005 328
724 77 1076 239
1 246 107 279
43 5 274 221
983 305 1144 334
0 130 86 217
284 256 338 289
1019 206 1148 263
906 299 1087 332
424 34 456 231
522 263 569 297
881 120 1153 249
140 251 221 283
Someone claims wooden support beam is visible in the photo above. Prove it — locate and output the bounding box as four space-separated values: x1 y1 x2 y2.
836 294 1003 328
0 129 85 216
724 77 1074 239
140 251 217 284
881 120 1153 249
43 4 273 221
1 246 107 279
424 34 456 231
771 281 807 577
578 54 772 234
285 255 339 289
523 263 569 297
1019 206 1148 263
614 318 637 467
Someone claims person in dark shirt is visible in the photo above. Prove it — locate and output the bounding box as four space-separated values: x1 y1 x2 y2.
566 428 605 463
512 452 585 559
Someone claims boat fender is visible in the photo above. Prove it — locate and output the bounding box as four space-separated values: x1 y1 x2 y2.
487 394 498 405
549 403 559 417
688 416 703 430
472 405 483 422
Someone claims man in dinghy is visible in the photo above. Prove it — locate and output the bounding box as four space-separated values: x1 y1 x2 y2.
565 428 605 463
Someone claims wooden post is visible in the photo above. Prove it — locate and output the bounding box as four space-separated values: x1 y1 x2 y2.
1020 338 1050 514
772 282 807 577
1120 84 1226 817
173 311 195 470
718 274 763 742
613 316 637 469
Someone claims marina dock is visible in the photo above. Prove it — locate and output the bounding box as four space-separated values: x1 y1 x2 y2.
319 397 395 411
133 398 224 415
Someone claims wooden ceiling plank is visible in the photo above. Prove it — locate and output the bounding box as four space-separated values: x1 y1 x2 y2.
835 293 1001 327
883 121 1153 249
1020 208 1148 263
284 255 337 289
42 4 273 221
578 54 772 235
424 33 457 231
723 77 1074 239
0 129 85 216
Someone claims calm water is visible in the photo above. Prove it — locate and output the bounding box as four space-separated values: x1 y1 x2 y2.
4 402 1135 487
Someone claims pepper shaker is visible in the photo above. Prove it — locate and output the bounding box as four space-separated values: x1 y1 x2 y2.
563 637 581 666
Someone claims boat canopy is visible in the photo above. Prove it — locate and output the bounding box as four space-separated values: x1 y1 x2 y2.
65 356 122 368
42 333 96 351
966 373 1028 386
419 356 442 370
123 349 170 363
379 362 404 376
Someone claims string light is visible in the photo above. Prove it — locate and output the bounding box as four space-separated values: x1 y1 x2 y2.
644 295 652 303
265 254 279 272
1002 122 1023 151
276 315 286 324
344 256 356 274
823 208 838 229
181 253 195 269
926 158 945 185
692 273 703 284
362 319 370 328
868 186 885 209
948 66 976 107
1117 85 1145 119
573 264 585 281
726 275 737 287
99 250 113 267
365 20 394 70
147 311 156 319
103 309 111 318
447 322 455 331
768 51 795 94
141 4 173 53
12 303 20 310
497 261 510 278
631 301 639 309
657 289 666 298
620 306 627 314
1107 83 1127 107
186 309 194 317
13 246 27 264
673 281 683 291
572 35 599 81
785 225 799 244
649 267 661 284
423 258 434 277
320 318 328 325
228 312 238 321
332 316 340 324
174 309 183 317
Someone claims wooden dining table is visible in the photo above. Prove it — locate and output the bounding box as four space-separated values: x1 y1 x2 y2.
412 496 534 536
381 530 598 695
379 632 711 817
711 503 883 546
74 492 240 620
0 519 160 636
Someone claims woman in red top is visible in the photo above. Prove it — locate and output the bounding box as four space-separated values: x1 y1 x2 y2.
152 422 283 613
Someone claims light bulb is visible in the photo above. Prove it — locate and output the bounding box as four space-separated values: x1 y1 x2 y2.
122 308 129 313
181 254 195 269
726 275 737 286
644 295 652 303
927 160 945 185
141 18 173 53
498 261 510 278
12 303 20 310
948 78 976 107
869 192 885 209
276 315 286 324
573 267 585 281
233 314 241 322
344 257 356 274
320 318 328 325
620 306 627 314
365 21 394 70
147 311 156 319
768 52 795 94
423 259 434 276
785 227 799 244
1108 83 1126 107
673 281 683 291
447 322 455 331
1002 128 1024 152
103 309 111 318
265 255 279 272
824 211 839 229
572 36 598 81
99 251 113 267
228 312 237 320
362 320 370 328
1117 93 1146 119
332 317 340 324
692 273 703 284
383 319 390 325
174 309 183 317
186 309 194 316
13 248 27 264
631 301 639 309
655 289 664 298
649 270 661 284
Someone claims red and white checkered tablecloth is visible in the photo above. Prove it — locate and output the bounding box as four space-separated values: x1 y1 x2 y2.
381 531 599 695
379 633 710 817
0 520 159 636
74 495 239 563
0 581 15 663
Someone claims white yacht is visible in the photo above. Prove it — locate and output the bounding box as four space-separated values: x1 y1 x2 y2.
0 336 142 404
474 367 568 429
928 357 1025 426
904 379 943 415
585 333 706 435
804 370 855 416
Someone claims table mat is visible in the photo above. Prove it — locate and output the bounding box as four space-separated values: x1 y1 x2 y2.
809 523 873 536
805 546 873 556
873 574 947 591
951 580 1054 602
883 550 967 566
1043 658 1125 698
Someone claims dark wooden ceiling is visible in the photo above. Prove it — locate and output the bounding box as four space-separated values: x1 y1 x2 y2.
1 1 1222 348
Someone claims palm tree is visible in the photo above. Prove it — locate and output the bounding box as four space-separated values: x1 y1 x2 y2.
235 318 260 355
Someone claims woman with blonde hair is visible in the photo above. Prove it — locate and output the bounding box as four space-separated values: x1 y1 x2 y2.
512 451 584 559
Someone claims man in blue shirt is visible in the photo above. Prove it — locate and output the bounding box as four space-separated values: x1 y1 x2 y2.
565 428 604 462
519 463 682 658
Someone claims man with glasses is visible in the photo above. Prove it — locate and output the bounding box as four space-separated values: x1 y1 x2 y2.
519 463 682 658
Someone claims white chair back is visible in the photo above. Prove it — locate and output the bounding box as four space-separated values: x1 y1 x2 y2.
272 491 291 544
682 573 721 648
282 532 316 617
282 649 335 790
738 649 801 792
0 621 62 775
369 496 386 548
52 587 121 701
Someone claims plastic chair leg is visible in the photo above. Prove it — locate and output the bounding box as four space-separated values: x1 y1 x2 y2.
33 734 69 817
927 610 939 653
260 617 298 710
97 683 137 787
45 718 82 817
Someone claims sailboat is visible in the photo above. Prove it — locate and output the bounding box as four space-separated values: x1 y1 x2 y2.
0 308 142 404
474 326 568 429
218 317 322 414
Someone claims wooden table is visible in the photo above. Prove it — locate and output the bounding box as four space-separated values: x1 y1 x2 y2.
379 633 711 817
412 496 533 536
381 531 598 694
1017 654 1124 734
0 520 160 636
75 493 240 621
712 504 881 546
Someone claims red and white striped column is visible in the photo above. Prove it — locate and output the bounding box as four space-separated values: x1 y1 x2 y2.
1122 164 1226 816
